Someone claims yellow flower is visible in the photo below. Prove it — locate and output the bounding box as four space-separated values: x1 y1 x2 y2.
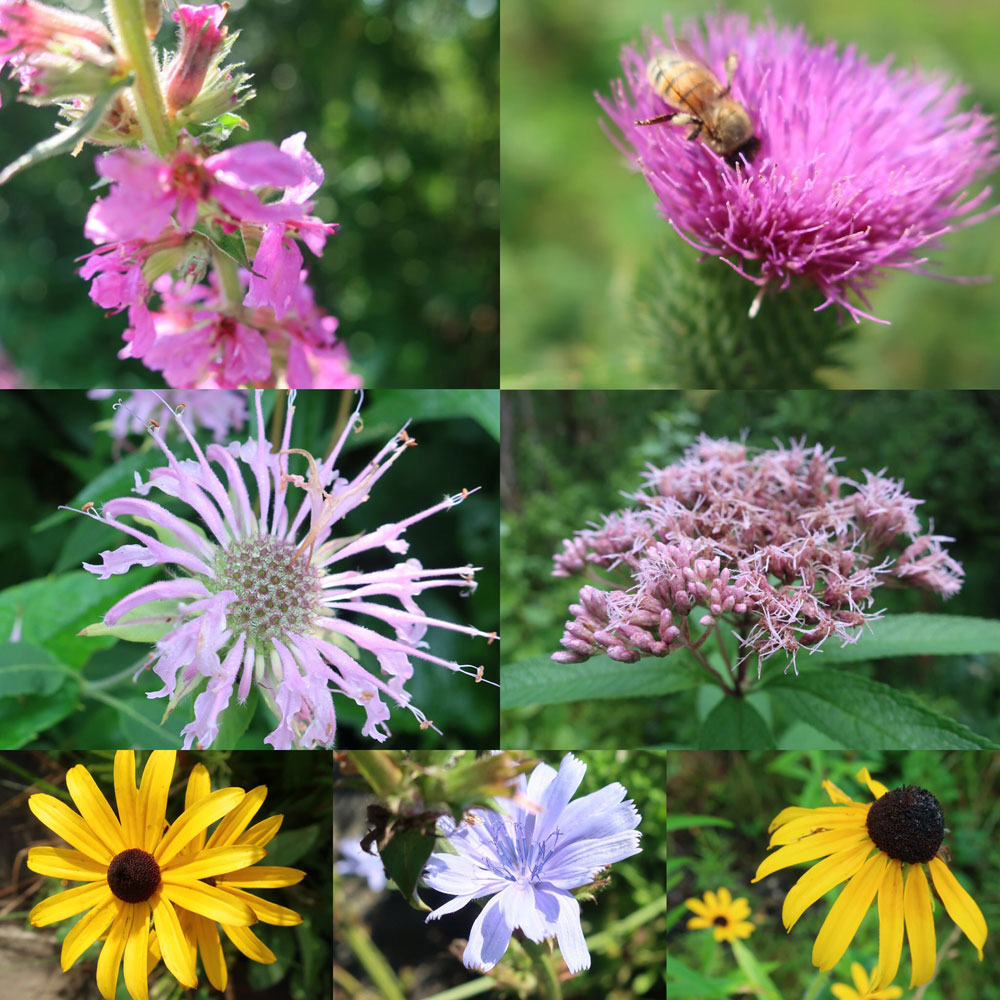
148 763 305 991
753 768 987 989
27 751 261 1000
831 962 903 1000
684 887 755 942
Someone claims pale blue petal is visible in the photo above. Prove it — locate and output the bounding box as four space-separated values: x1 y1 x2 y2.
425 891 480 921
532 754 587 843
545 832 643 887
557 785 640 841
464 890 515 971
422 853 507 897
499 881 546 941
551 890 590 973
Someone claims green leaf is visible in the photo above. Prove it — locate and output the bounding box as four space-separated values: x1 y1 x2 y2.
501 654 703 708
264 823 320 867
0 75 133 185
0 683 80 748
193 220 259 274
790 613 1000 665
213 687 259 750
358 390 500 443
666 814 735 832
765 671 999 749
0 642 71 696
380 827 436 906
87 690 183 749
698 697 776 750
667 957 746 999
729 938 782 1000
79 599 180 644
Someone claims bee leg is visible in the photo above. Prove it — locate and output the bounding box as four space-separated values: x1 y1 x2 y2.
720 51 739 96
635 111 680 127
684 121 703 141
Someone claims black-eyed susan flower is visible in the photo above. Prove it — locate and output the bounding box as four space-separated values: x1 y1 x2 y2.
753 768 987 989
149 762 305 991
26 750 260 1000
832 962 903 1000
683 887 754 942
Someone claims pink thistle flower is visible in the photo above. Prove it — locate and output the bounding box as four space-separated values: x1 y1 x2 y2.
598 12 1000 322
69 390 497 750
88 389 248 443
553 435 963 674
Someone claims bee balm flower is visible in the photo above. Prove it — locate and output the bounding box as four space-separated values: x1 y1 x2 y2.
599 12 999 322
70 390 496 749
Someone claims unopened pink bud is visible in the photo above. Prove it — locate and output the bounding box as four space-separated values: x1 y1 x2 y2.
164 3 227 113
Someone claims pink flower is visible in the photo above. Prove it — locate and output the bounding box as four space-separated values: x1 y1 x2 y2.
88 389 248 443
598 12 999 322
164 3 228 113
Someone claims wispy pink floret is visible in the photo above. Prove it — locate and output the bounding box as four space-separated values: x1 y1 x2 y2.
553 435 963 674
598 12 1000 322
88 389 248 443
71 391 496 750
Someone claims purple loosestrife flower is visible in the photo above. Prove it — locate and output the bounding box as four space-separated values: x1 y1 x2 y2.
598 12 999 322
423 753 642 974
69 391 496 749
553 436 962 673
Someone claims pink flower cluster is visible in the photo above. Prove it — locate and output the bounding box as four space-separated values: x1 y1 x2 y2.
552 436 963 673
79 130 356 387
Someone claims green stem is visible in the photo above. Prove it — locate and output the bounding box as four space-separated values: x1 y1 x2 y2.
522 938 562 1000
340 919 408 1000
799 967 831 1000
105 0 174 156
0 756 70 801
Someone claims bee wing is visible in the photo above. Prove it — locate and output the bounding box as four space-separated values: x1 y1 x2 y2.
671 38 712 70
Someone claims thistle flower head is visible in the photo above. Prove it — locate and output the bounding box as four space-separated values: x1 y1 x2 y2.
423 753 641 974
553 435 962 673
71 391 496 749
598 12 1000 322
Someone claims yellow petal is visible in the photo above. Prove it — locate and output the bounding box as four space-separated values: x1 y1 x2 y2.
28 794 112 864
60 896 120 970
138 751 176 852
160 881 257 926
782 840 873 929
222 922 277 964
830 986 861 1000
219 865 306 888
221 885 303 926
822 779 857 805
96 901 131 1000
904 863 936 988
151 891 197 988
30 880 111 927
194 912 229 990
730 898 751 920
65 764 127 856
873 859 904 990
850 961 869 992
241 814 283 848
123 904 150 1000
114 751 139 846
927 857 987 958
162 844 266 882
812 851 888 971
28 846 109 881
769 805 815 831
684 897 709 917
154 787 245 866
717 887 732 907
206 785 268 848
182 763 213 855
855 768 889 800
754 828 871 882
769 807 871 847
687 916 711 929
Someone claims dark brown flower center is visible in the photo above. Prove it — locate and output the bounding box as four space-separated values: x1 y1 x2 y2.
866 785 944 864
713 915 729 926
107 848 161 902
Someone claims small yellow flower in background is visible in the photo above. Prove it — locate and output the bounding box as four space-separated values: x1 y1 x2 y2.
832 962 903 1000
684 887 754 942
26 751 258 1000
147 763 305 991
753 768 987 989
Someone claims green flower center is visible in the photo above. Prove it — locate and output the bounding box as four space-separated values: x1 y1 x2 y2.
107 848 161 902
865 785 944 864
212 534 323 645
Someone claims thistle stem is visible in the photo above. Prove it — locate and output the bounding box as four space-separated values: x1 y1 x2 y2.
105 0 174 156
521 938 562 1000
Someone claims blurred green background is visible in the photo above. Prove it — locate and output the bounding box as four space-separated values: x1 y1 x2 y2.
500 389 1000 748
0 389 499 749
0 0 498 388
500 0 1000 388
667 750 1000 999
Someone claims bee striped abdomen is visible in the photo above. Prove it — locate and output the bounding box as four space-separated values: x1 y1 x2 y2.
647 56 720 116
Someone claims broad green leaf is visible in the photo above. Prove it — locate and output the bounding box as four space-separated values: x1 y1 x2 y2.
87 690 183 749
667 957 746 999
765 672 998 749
730 938 782 1000
501 654 703 708
666 814 735 832
0 74 133 185
784 614 1000 666
79 599 180 644
264 823 320 867
698 697 776 750
0 683 80 748
0 642 70 696
380 826 436 908
357 390 500 443
213 687 259 750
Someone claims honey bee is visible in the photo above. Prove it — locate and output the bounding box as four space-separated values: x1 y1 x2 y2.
636 43 759 166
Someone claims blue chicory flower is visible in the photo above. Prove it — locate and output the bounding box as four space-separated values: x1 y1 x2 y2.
422 753 642 973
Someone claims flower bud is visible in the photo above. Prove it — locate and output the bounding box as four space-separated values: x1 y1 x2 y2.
163 3 227 113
